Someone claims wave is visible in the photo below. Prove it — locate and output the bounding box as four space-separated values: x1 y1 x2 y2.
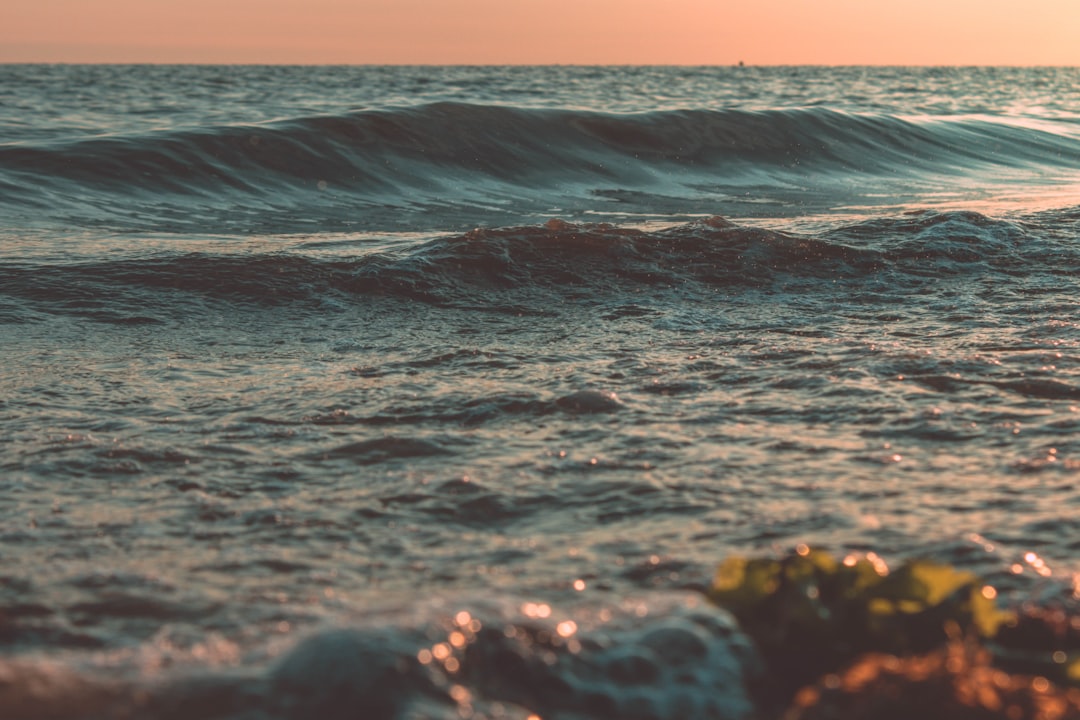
3 103 1079 204
1 212 1072 320
0 592 760 720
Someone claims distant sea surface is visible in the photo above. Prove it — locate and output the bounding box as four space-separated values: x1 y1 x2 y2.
2 65 1080 719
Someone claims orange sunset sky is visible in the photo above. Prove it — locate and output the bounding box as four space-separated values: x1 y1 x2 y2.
3 0 1078 65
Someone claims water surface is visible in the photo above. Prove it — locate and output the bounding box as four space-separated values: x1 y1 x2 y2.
2 65 1080 719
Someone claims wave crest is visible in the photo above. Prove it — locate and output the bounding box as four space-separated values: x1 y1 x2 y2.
4 104 1078 200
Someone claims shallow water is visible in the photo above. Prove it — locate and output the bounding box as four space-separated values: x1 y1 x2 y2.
2 65 1080 718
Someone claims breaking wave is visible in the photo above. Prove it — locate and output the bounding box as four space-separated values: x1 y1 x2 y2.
4 211 1075 322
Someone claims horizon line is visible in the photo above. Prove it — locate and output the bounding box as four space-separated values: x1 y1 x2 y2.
3 61 1080 68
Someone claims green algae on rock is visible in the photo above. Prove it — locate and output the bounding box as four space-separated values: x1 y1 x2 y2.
708 548 1080 719
709 548 1009 688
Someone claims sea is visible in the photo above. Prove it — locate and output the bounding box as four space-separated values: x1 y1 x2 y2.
2 64 1080 719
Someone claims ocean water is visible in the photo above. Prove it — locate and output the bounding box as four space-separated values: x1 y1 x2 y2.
2 64 1080 718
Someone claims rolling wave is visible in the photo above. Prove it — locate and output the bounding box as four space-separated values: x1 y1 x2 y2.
3 104 1078 201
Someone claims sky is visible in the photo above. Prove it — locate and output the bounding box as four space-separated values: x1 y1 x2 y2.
2 0 1078 65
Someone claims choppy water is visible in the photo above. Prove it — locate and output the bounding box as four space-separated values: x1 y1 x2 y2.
2 65 1080 719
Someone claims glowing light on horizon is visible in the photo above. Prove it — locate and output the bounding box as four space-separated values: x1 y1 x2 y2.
3 0 1078 65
